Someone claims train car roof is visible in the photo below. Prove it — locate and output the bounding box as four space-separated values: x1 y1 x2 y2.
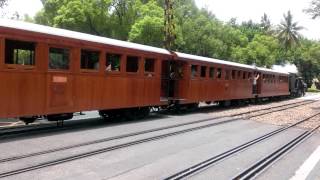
256 67 289 75
0 19 289 75
0 19 171 55
175 52 255 70
175 52 289 75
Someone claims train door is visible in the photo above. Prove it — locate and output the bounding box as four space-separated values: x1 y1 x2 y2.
46 46 74 113
160 60 185 100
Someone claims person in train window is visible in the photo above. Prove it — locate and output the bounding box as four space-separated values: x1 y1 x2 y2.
217 70 221 78
106 63 112 71
94 62 99 70
253 73 260 94
191 68 197 78
178 67 184 78
170 71 176 79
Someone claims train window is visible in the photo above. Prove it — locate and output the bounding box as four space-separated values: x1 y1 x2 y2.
225 70 230 80
145 58 155 72
49 47 70 70
106 53 121 72
200 66 206 78
248 72 252 79
209 67 214 79
268 75 271 83
81 50 100 70
238 71 241 79
191 65 198 78
232 70 236 79
217 68 222 79
265 75 268 83
5 39 35 66
126 56 139 72
243 72 247 79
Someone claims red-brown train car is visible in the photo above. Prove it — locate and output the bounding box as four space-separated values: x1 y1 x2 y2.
0 19 172 122
166 52 290 107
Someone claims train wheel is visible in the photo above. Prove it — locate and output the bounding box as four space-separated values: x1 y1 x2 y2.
123 108 137 120
221 101 231 107
187 103 199 111
47 113 74 121
19 117 37 125
140 107 150 118
98 110 108 119
205 101 212 105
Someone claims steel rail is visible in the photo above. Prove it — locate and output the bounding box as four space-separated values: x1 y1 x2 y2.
233 124 320 180
165 112 320 180
0 100 314 164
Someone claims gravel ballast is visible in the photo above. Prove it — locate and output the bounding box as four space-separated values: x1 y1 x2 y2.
208 93 320 130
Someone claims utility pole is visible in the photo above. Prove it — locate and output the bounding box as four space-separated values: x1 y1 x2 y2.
164 0 175 50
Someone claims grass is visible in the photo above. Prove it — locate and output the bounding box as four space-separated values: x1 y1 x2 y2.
308 88 320 93
308 84 320 92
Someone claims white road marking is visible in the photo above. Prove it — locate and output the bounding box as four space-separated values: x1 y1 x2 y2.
290 145 320 180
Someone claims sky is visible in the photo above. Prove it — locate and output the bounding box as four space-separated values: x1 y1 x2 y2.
2 0 320 40
195 0 320 40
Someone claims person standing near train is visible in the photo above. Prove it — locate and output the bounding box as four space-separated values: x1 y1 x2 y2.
253 73 260 94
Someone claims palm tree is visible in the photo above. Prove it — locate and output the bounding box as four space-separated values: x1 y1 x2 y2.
304 0 320 19
0 0 8 8
277 11 304 50
261 13 271 32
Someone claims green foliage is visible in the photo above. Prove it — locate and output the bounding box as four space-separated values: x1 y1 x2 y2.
277 11 303 50
307 86 320 92
0 0 8 8
304 0 320 19
129 16 164 47
231 34 280 67
128 0 164 47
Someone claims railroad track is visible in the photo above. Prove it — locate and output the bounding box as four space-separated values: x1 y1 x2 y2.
0 100 317 178
164 113 320 180
233 124 320 180
0 100 314 139
0 100 314 163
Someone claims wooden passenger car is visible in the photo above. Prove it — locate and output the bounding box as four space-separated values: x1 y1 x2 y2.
256 67 290 97
0 19 171 120
169 53 290 106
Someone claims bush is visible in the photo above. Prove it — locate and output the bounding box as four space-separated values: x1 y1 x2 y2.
307 88 320 93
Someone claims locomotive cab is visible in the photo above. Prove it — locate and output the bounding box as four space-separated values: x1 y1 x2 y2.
289 73 306 97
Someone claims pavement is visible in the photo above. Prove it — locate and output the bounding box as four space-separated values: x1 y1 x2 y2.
0 110 320 180
1 93 320 179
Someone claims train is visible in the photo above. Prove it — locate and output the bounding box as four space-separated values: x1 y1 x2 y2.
0 19 305 124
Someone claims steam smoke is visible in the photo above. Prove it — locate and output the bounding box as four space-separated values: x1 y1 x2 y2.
272 63 298 74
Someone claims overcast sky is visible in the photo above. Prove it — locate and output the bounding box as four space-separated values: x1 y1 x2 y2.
195 0 320 40
2 0 320 40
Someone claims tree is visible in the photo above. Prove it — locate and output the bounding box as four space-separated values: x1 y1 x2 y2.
0 0 9 8
260 13 273 35
35 0 113 36
231 34 280 67
128 0 164 47
129 16 164 47
53 0 112 36
109 0 141 40
277 11 303 50
304 0 320 19
164 0 175 50
238 20 263 42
